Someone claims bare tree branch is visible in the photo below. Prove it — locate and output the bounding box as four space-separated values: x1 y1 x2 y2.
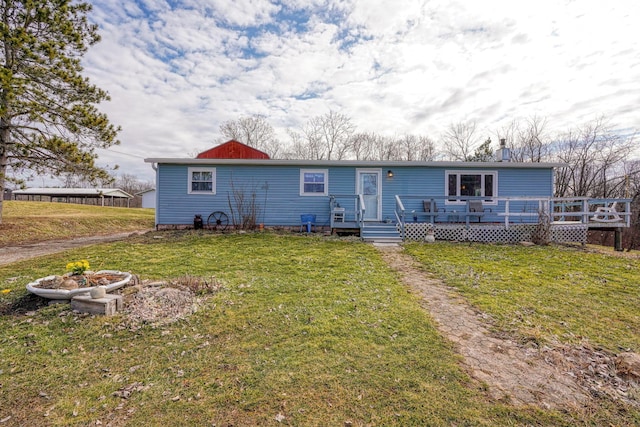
441 121 480 161
218 115 282 158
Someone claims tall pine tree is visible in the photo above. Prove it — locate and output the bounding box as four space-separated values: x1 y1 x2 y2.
0 0 120 223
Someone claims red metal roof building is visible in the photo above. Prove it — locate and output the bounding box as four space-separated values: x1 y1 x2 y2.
196 140 270 159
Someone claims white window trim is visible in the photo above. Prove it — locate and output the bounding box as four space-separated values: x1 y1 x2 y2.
188 167 216 195
445 170 497 205
300 169 328 196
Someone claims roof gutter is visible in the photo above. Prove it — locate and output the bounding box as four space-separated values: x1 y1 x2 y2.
143 158 567 169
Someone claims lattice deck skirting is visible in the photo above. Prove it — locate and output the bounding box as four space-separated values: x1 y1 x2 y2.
402 222 588 243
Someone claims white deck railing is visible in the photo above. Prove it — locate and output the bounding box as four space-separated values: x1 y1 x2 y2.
394 196 632 230
329 195 633 233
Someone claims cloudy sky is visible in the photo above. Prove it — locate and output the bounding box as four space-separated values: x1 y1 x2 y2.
70 0 640 184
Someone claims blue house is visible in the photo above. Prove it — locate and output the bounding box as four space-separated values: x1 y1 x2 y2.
144 156 631 244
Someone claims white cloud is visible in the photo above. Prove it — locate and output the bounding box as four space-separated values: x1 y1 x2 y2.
186 0 281 27
51 0 640 186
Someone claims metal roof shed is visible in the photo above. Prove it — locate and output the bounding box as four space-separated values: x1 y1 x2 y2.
12 188 134 207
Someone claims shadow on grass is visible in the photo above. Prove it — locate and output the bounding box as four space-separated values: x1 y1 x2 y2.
0 293 49 316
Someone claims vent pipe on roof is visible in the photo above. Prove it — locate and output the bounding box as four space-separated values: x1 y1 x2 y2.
496 138 511 162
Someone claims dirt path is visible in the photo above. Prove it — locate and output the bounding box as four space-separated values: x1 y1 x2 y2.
0 231 150 266
376 244 591 409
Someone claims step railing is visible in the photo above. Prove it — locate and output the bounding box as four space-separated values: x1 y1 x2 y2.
395 195 406 239
357 194 366 230
328 194 367 229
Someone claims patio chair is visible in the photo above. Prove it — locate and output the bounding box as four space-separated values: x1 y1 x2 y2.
467 201 491 223
421 199 444 223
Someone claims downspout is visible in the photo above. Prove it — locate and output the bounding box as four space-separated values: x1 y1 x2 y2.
152 163 158 229
262 181 269 227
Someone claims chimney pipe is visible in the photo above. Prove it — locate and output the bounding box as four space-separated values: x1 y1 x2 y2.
496 139 510 162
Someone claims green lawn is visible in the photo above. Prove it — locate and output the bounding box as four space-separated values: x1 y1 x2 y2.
404 242 640 352
1 232 638 425
0 201 155 246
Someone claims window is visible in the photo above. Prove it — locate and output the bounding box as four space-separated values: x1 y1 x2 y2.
300 169 328 196
188 167 216 194
445 171 496 203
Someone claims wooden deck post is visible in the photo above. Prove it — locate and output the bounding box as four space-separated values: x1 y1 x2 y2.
614 227 623 252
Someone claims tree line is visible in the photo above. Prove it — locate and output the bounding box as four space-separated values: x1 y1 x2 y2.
218 113 639 201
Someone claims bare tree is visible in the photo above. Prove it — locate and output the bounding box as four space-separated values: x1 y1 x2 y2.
301 110 355 160
441 121 481 161
497 116 553 163
494 119 519 158
112 173 153 208
219 115 282 158
283 128 323 160
554 117 635 198
348 133 436 161
370 134 397 161
416 135 437 161
393 134 436 161
115 173 153 194
350 132 376 160
348 132 395 161
516 116 551 163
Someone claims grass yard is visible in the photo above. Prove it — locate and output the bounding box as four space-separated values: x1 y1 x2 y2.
404 242 640 352
0 232 639 425
0 201 155 246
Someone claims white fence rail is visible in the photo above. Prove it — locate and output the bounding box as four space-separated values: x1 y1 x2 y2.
394 196 632 230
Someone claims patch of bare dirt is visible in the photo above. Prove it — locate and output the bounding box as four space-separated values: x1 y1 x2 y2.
542 344 640 406
120 282 198 328
115 276 223 330
377 244 640 410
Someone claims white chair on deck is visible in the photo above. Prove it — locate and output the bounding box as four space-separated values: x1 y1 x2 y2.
591 203 621 223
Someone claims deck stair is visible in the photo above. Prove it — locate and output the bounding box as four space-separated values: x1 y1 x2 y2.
360 222 402 243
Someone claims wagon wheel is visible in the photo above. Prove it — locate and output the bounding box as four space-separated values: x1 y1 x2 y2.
207 211 229 231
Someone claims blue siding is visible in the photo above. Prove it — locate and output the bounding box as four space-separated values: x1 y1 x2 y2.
494 168 553 223
380 167 442 220
498 168 553 197
156 163 555 226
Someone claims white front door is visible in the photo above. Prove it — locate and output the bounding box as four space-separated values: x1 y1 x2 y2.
357 169 382 221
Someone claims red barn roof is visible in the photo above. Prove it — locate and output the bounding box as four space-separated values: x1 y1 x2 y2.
196 140 270 159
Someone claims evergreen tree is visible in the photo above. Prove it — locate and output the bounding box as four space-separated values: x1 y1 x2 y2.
0 0 120 223
469 138 494 162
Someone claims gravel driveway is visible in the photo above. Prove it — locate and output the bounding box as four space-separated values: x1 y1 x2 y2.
0 231 149 266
